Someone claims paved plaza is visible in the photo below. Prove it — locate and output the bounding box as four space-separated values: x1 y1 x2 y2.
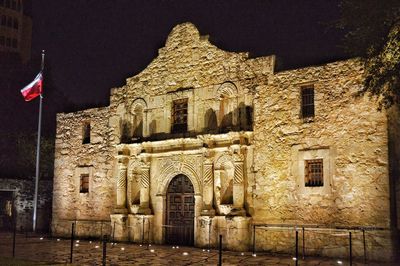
0 232 397 265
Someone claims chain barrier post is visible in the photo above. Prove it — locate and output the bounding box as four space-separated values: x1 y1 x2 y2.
142 216 144 245
208 219 211 250
295 230 299 266
102 234 108 266
349 231 352 266
112 221 116 246
12 216 16 258
302 227 305 259
252 224 256 256
218 234 222 266
70 222 75 264
362 229 367 264
147 218 150 250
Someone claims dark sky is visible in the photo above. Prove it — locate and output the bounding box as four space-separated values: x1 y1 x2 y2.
31 0 347 107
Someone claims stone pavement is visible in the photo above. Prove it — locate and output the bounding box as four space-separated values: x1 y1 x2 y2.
0 232 396 265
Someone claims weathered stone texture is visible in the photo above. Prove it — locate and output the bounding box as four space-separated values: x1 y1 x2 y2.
52 107 114 228
253 59 390 227
252 60 393 259
51 23 398 261
0 178 52 231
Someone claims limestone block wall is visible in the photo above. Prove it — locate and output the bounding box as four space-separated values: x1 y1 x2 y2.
52 107 114 236
0 178 52 231
252 58 393 259
108 23 274 141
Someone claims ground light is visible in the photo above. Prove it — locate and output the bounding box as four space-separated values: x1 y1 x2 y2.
121 247 125 251
95 245 99 249
337 260 343 264
39 237 43 240
150 249 155 253
182 252 189 256
57 239 60 241
252 253 256 257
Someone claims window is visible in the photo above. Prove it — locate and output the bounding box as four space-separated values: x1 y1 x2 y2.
80 174 89 193
305 159 323 187
1 15 6 26
301 86 314 119
11 0 16 9
172 98 188 133
7 17 12 27
13 18 18 29
11 38 17 48
6 37 10 47
82 122 90 144
0 36 4 45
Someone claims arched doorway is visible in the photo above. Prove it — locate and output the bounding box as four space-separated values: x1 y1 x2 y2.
165 174 195 246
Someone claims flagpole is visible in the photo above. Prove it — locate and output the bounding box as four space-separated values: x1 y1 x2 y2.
33 50 45 232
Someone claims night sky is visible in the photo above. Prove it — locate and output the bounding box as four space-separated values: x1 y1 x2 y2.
1 0 349 178
31 0 347 107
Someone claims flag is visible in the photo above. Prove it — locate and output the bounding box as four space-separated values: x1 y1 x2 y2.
20 72 43 101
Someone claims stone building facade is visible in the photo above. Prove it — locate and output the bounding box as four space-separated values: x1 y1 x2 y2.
52 23 399 260
0 178 52 231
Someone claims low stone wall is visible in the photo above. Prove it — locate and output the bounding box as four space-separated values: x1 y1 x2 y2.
0 178 52 232
252 226 394 262
51 219 112 239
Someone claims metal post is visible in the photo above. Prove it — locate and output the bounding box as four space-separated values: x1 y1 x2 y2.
349 231 352 266
218 234 222 266
302 227 305 259
12 218 16 258
70 223 75 264
147 218 150 249
142 216 144 245
100 221 103 243
208 219 211 250
102 235 107 266
295 230 299 266
32 50 45 233
252 225 256 255
363 229 367 264
112 221 116 245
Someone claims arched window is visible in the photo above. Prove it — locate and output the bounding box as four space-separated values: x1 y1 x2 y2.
130 98 147 141
216 82 238 132
132 104 144 138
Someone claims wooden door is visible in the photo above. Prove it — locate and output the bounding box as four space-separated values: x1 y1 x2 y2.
166 175 195 246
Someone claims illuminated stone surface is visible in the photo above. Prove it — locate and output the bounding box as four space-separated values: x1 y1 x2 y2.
51 23 400 261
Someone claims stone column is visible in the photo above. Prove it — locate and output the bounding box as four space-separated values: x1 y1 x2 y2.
232 154 245 216
138 164 151 214
201 160 215 216
115 156 128 213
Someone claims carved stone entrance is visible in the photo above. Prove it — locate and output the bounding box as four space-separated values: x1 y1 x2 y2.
165 174 195 246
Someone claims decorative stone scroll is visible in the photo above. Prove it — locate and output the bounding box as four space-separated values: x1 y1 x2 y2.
115 156 129 213
201 159 215 216
138 163 151 214
233 153 245 212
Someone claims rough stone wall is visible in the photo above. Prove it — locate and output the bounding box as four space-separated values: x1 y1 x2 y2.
52 107 114 235
108 23 274 141
0 178 52 231
252 59 393 259
51 22 397 260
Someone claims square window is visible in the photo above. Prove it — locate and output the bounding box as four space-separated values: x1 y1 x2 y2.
301 86 315 119
305 159 323 187
80 174 89 193
172 98 188 133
